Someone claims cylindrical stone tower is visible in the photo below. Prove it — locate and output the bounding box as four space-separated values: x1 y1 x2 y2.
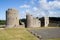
26 13 33 28
6 8 19 28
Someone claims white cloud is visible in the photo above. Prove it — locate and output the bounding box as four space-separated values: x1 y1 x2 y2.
19 0 60 17
25 9 30 13
38 0 60 17
49 11 56 17
40 11 46 17
39 0 50 10
39 0 60 9
48 11 60 17
20 4 30 8
39 0 47 3
49 1 60 9
33 7 38 11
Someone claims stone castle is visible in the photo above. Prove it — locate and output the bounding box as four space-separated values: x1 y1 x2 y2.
1 8 49 28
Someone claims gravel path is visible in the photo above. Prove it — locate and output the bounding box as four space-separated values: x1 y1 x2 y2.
28 28 60 39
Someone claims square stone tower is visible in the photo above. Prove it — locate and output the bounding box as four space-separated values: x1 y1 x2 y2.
45 17 49 27
33 18 41 27
6 8 19 28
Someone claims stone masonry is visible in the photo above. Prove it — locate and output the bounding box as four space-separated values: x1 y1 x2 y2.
26 13 41 28
6 8 19 28
5 8 50 28
45 17 49 27
33 18 41 27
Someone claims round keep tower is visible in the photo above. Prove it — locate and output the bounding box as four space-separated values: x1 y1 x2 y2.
26 13 33 28
6 8 19 28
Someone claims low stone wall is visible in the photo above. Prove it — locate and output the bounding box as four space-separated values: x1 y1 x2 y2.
0 25 25 28
0 25 6 28
48 23 60 27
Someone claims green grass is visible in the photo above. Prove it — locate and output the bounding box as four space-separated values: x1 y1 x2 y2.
0 27 60 40
0 28 39 40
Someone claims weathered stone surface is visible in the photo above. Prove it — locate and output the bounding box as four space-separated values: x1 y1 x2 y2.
26 13 41 28
45 17 49 27
6 8 19 28
26 13 33 28
0 25 6 28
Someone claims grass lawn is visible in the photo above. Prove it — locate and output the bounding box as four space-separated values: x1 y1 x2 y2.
0 28 39 40
0 27 60 40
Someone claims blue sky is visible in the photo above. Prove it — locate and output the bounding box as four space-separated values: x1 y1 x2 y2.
0 0 60 20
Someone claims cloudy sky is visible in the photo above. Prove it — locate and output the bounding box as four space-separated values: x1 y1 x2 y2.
0 0 60 20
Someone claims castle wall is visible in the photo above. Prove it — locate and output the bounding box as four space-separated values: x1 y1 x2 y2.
5 8 41 28
33 18 41 27
26 13 41 28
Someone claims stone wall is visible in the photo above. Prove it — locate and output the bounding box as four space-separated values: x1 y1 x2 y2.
1 8 52 28
26 13 41 28
44 17 49 27
0 25 6 28
33 18 41 27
